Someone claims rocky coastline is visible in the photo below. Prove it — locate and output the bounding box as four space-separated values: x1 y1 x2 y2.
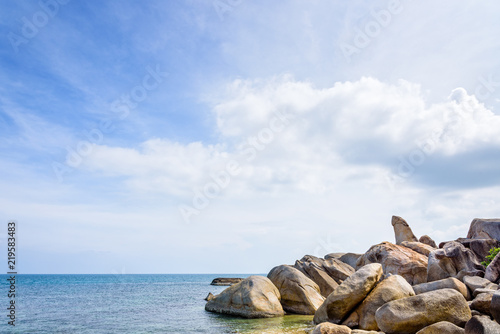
205 216 500 333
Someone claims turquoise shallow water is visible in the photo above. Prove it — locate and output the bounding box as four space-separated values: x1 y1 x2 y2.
0 274 315 333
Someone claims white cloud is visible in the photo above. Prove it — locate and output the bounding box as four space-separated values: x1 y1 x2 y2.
82 76 500 198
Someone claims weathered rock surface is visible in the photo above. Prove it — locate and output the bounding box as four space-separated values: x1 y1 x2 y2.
392 215 418 245
313 263 383 325
416 321 465 334
427 242 484 282
356 241 428 285
267 265 324 315
401 241 436 256
338 253 363 269
311 322 351 334
467 218 500 241
464 315 500 333
375 288 471 334
485 252 500 283
295 255 354 286
490 291 500 323
470 292 493 315
205 276 284 318
419 235 438 248
210 277 243 286
463 276 497 295
323 257 355 284
295 260 339 297
413 277 469 300
348 274 415 331
458 238 500 264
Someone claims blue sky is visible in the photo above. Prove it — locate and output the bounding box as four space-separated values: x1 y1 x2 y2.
1 0 500 274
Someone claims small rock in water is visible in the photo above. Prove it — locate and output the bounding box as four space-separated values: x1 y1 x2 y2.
210 277 243 286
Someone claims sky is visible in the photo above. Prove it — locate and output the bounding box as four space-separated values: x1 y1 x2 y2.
1 0 500 274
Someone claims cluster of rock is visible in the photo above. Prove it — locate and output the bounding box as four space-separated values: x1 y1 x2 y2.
205 217 500 333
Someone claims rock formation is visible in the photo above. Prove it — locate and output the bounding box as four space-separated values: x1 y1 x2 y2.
204 215 500 333
427 241 485 282
392 215 418 245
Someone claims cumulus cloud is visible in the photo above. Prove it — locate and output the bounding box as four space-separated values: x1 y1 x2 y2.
82 76 500 197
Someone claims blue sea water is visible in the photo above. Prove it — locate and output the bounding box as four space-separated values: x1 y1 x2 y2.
0 274 315 333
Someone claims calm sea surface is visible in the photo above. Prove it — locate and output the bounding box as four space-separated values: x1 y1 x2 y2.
0 274 315 333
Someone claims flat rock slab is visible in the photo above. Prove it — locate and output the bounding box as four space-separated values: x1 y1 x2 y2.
210 277 243 286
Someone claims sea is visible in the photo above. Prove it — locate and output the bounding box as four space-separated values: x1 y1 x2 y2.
0 274 315 333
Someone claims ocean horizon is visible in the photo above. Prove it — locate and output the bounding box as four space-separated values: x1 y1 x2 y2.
0 274 315 333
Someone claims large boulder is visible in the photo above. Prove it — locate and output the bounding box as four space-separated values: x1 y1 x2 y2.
419 235 438 248
470 292 494 315
413 277 469 300
267 265 324 315
401 241 436 256
356 241 428 285
311 322 351 334
392 215 419 245
313 263 383 324
467 218 500 241
346 274 415 331
485 252 500 283
464 315 500 333
295 260 339 297
205 275 284 318
427 241 485 282
375 288 471 334
490 291 500 323
416 321 465 334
